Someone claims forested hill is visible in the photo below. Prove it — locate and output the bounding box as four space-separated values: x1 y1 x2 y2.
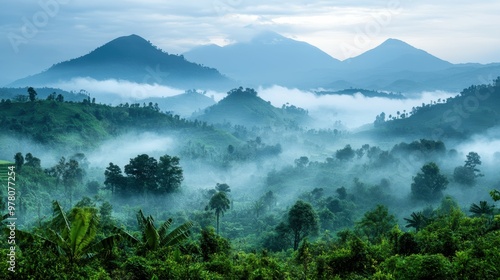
195 87 310 128
0 96 239 151
374 77 500 138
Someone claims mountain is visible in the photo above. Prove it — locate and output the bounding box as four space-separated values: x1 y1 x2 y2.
140 90 216 117
9 34 233 90
194 87 310 128
343 39 453 72
184 31 341 87
371 78 500 138
330 39 500 92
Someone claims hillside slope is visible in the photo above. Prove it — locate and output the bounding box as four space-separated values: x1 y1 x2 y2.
195 87 310 128
373 78 500 138
0 98 240 151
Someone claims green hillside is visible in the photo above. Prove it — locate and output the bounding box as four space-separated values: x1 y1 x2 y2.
0 98 240 150
375 78 500 138
196 87 310 128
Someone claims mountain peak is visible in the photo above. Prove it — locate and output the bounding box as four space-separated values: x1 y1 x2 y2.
378 38 418 51
344 38 452 71
250 31 287 44
9 34 231 89
94 34 157 55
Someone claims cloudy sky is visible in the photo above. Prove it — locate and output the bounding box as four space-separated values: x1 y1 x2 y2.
1 0 499 86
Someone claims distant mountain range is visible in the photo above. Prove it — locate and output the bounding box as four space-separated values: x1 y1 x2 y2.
7 32 500 94
185 32 500 92
9 35 233 90
184 31 341 88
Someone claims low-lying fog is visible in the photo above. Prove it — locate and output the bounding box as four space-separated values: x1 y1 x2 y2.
51 78 457 129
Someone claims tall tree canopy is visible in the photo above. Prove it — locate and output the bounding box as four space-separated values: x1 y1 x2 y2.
411 162 449 201
288 200 318 250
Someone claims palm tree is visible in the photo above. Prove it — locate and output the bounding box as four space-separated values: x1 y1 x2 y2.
16 201 120 263
404 211 428 232
209 191 230 235
469 201 495 217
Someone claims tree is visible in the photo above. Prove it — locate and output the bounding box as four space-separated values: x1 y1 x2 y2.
124 154 158 196
336 145 355 161
374 112 386 127
469 201 495 217
118 210 193 252
28 87 37 102
14 152 24 172
464 151 482 173
215 183 231 193
411 162 449 201
156 155 183 193
356 204 396 243
24 153 41 169
294 156 309 168
209 191 230 235
288 200 318 250
63 159 84 205
47 92 56 101
16 201 120 264
453 166 476 186
454 152 483 186
56 94 64 102
491 189 500 201
404 211 429 232
227 86 257 96
104 163 125 195
261 191 277 211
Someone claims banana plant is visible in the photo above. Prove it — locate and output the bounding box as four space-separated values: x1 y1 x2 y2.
114 209 193 252
13 201 121 263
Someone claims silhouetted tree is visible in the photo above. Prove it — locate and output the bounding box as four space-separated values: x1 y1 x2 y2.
469 201 495 218
411 162 448 201
288 200 318 250
404 211 429 232
215 183 231 193
104 163 125 195
336 145 355 161
124 154 158 196
28 87 37 102
14 152 24 172
156 155 183 193
209 191 230 235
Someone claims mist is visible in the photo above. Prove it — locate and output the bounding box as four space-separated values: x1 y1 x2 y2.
49 77 184 102
257 85 457 128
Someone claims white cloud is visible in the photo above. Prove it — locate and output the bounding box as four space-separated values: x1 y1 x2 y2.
257 85 456 128
49 78 184 99
1 0 500 85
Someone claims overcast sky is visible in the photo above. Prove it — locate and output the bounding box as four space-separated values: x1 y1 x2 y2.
1 0 499 86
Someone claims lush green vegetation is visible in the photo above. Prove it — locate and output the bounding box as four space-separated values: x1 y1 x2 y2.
374 77 500 138
0 92 240 150
2 82 500 279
